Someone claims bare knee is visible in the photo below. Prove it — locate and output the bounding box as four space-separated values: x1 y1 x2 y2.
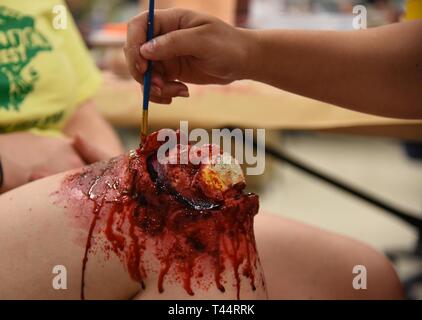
349 243 403 299
255 214 404 299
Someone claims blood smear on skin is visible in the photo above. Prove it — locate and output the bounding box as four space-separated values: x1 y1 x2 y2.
56 131 263 300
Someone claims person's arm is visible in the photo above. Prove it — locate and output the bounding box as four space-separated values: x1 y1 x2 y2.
247 21 422 119
64 100 125 163
0 153 30 194
125 9 422 119
0 132 86 193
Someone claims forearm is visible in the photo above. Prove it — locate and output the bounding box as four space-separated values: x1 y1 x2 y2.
0 154 29 194
243 20 422 119
64 100 124 159
0 134 32 193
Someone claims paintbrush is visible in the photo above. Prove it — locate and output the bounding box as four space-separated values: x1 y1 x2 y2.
141 0 155 144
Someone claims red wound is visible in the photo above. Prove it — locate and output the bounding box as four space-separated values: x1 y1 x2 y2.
56 130 262 300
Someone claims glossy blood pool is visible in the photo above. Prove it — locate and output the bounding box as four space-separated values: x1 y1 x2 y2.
57 130 261 300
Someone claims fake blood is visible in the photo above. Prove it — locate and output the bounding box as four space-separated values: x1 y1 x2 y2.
57 131 260 300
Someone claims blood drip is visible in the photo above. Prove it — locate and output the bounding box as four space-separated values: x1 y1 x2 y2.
57 130 261 300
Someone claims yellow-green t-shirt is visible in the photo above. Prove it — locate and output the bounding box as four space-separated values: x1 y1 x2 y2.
0 0 101 135
405 0 422 20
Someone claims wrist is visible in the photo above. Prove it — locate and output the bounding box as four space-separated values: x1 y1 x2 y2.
0 154 30 193
237 28 263 81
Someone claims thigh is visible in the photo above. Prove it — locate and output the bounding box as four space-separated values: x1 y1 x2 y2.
254 214 404 300
0 172 139 300
0 162 267 300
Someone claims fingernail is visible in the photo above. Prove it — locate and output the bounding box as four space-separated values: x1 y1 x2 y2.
141 39 156 53
178 90 189 98
151 85 162 96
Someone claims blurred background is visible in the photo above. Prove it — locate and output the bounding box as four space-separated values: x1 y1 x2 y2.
66 0 422 298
